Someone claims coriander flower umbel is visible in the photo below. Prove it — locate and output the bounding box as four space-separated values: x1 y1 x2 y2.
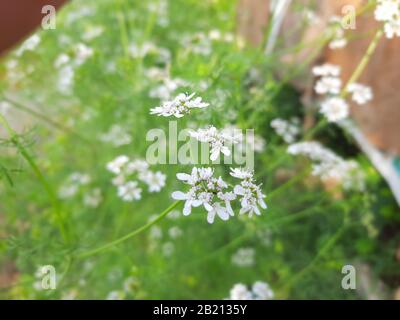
374 0 400 38
320 97 349 122
287 141 365 191
312 64 341 77
172 167 267 223
106 156 166 201
270 118 300 144
230 168 267 217
150 93 209 118
227 281 274 300
314 76 342 95
117 181 142 201
171 167 235 223
346 83 373 105
190 126 239 161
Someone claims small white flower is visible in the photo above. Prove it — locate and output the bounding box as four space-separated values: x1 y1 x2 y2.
150 93 209 118
190 126 237 161
320 97 349 122
312 64 341 77
149 225 163 240
270 118 300 144
231 169 267 217
347 83 373 105
0 101 11 115
230 167 253 180
106 155 130 175
117 181 142 201
99 125 132 147
375 0 400 21
106 290 124 300
139 170 166 192
287 141 365 191
83 25 104 41
15 34 41 56
252 281 274 300
162 242 175 257
314 76 342 95
374 0 400 38
74 43 93 65
168 226 183 239
228 284 252 300
83 188 102 208
329 34 347 49
54 53 70 68
231 247 255 267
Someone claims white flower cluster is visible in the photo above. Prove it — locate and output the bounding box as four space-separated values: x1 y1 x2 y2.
149 78 189 101
83 188 103 208
375 0 400 38
15 35 41 56
189 126 240 161
150 93 209 118
222 125 266 153
228 281 274 300
346 83 373 105
58 172 91 199
287 141 365 191
172 167 266 223
106 156 166 201
53 43 94 95
270 117 300 144
313 64 372 122
231 247 255 267
98 124 132 147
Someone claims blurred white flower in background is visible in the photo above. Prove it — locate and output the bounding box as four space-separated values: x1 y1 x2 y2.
271 117 300 144
99 125 132 147
15 35 41 56
106 156 166 202
0 101 11 115
320 97 349 122
347 83 373 105
117 181 142 201
227 281 274 300
83 188 103 208
315 76 342 95
312 64 341 77
288 141 365 191
231 247 255 267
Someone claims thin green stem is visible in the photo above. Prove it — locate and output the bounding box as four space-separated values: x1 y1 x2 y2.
0 113 69 243
342 29 383 97
77 200 181 259
1 95 91 145
281 224 347 295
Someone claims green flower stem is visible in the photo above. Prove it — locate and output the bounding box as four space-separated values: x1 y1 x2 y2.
77 200 181 259
280 224 347 296
342 29 383 97
0 113 70 243
1 95 91 145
